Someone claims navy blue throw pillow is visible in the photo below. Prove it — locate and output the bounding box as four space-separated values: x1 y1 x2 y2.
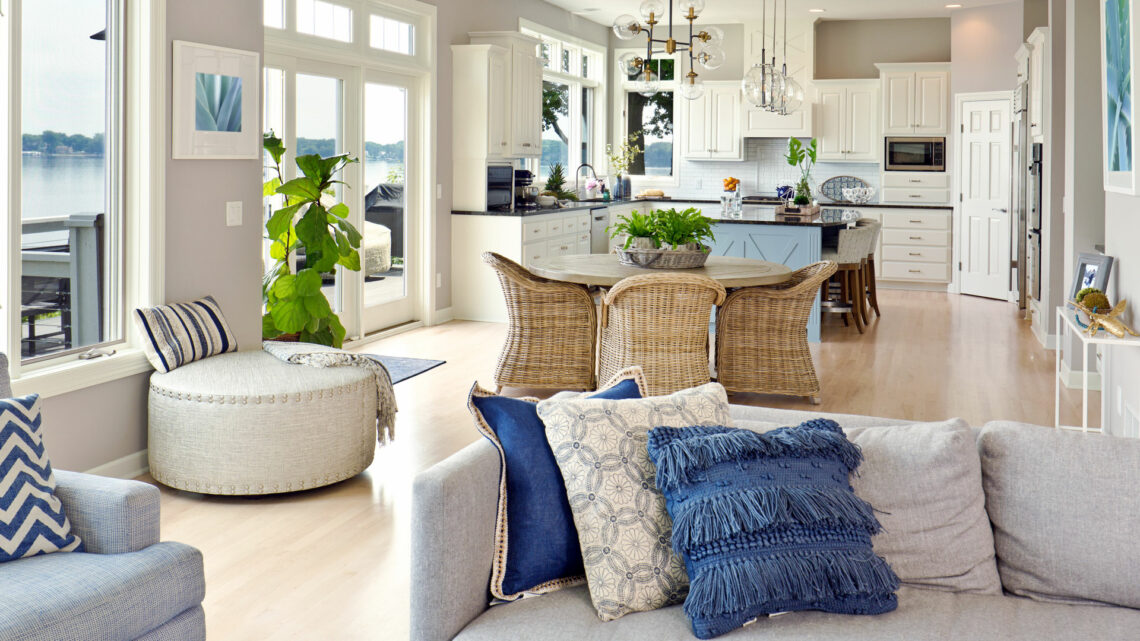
469 368 647 602
647 419 899 639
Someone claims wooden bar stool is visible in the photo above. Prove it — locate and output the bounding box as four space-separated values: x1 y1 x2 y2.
856 218 883 320
820 226 875 334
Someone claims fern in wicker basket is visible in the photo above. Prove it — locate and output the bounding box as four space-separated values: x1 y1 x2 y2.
607 207 716 268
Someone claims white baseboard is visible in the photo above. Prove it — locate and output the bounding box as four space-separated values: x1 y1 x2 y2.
878 281 951 293
430 306 454 325
84 449 148 480
1060 362 1102 391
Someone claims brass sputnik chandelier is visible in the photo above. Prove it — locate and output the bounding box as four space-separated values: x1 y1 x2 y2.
612 1 727 100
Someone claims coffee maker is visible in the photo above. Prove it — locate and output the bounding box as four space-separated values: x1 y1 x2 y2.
514 169 538 210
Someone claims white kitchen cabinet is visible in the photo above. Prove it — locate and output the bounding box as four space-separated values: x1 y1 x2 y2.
453 209 594 322
848 206 952 287
877 63 950 136
486 48 510 158
681 83 743 161
1027 28 1048 140
880 171 951 205
813 80 880 163
468 31 543 159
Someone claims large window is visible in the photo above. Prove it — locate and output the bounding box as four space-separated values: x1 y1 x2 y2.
617 51 677 179
15 0 123 362
522 23 605 186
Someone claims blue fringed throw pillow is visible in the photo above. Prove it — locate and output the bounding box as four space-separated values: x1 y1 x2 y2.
647 419 899 639
469 367 647 602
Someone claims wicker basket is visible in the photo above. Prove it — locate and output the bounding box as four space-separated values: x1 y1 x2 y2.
616 246 711 269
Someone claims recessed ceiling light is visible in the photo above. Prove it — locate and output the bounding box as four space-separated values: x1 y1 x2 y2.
945 3 962 7
808 8 826 12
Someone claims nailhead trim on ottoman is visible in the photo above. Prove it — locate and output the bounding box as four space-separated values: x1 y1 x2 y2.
147 351 378 495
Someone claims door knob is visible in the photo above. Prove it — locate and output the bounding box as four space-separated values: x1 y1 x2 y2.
993 208 1009 213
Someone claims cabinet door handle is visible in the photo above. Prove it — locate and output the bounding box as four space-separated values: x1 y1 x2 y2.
909 179 922 183
909 219 923 223
909 236 923 240
909 194 923 198
909 252 922 256
909 269 922 273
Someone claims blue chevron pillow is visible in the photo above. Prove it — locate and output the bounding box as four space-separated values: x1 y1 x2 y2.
647 420 899 639
0 394 83 563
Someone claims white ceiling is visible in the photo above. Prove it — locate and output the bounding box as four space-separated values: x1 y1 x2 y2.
548 0 1018 25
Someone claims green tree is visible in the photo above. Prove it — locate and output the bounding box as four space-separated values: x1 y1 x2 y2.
542 81 569 145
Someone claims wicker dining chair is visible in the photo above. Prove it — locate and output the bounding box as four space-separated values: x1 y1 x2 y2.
482 252 597 392
820 226 876 334
599 273 726 397
715 262 838 404
855 218 883 319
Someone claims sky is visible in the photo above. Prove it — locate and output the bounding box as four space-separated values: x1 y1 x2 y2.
22 0 108 137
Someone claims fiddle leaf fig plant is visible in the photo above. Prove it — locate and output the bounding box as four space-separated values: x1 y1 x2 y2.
785 137 818 206
262 132 362 347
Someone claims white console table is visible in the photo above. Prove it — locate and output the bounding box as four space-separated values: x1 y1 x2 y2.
1055 307 1140 433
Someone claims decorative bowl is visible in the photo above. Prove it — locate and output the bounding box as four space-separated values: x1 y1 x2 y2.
535 195 557 207
842 187 876 204
616 246 711 269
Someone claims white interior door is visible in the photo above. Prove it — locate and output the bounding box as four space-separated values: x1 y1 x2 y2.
360 71 422 333
960 98 1013 300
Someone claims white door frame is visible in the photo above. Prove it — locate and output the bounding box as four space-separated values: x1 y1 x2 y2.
950 90 1014 298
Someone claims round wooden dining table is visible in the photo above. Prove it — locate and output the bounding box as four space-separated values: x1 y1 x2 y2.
529 254 793 288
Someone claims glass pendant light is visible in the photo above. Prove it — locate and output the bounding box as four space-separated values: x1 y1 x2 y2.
617 52 643 78
634 68 660 97
780 76 804 115
679 0 706 17
680 71 705 100
699 44 726 70
612 14 640 40
640 0 665 21
741 0 773 108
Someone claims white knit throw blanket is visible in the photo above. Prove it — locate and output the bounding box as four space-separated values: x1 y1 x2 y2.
262 341 398 443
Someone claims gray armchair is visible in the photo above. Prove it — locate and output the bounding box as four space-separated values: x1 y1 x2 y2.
0 354 206 641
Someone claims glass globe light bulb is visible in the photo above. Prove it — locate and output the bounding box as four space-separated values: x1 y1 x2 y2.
635 69 660 97
680 74 705 101
617 52 643 77
702 25 725 44
768 71 786 112
640 0 665 22
679 0 706 18
699 44 726 71
612 14 640 40
741 64 768 108
781 77 804 114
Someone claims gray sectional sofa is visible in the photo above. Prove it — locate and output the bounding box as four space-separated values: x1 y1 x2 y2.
412 404 1140 640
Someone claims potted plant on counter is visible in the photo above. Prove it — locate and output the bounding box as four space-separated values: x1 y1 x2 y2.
784 137 819 214
606 207 716 269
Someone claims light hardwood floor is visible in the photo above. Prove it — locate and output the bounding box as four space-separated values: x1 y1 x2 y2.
149 290 1096 640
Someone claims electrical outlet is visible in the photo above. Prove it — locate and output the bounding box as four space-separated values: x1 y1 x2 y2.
695 178 703 190
436 273 442 288
437 184 443 200
225 201 242 227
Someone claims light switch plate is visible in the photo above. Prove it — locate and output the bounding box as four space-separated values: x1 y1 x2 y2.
226 201 242 226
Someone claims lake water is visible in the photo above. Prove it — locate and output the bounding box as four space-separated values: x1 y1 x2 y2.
21 155 106 220
21 155 402 222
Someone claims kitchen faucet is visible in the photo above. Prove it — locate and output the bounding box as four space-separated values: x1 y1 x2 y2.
575 163 601 197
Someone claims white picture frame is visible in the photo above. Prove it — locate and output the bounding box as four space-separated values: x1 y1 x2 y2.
1101 0 1140 194
172 40 260 160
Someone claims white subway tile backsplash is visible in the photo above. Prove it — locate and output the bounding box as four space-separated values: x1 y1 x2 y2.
634 138 880 201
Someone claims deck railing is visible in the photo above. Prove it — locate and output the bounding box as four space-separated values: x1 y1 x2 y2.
20 213 103 357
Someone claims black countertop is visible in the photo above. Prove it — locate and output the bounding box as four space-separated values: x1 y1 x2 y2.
452 198 952 217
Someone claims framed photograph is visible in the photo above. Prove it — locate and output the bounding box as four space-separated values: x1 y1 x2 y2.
172 41 260 159
1101 0 1140 194
1070 252 1115 301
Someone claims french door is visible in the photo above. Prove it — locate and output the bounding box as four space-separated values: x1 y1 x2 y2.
264 56 423 339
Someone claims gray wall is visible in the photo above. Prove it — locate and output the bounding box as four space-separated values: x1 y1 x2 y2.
432 0 610 311
950 2 1023 95
1103 195 1140 434
42 0 265 472
814 18 951 79
1024 0 1049 39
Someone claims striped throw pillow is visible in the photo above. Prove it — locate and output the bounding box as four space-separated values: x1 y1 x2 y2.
133 296 238 373
0 394 83 563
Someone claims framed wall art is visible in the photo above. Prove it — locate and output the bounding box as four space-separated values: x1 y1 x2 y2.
172 40 260 159
1102 0 1140 194
1069 252 1115 301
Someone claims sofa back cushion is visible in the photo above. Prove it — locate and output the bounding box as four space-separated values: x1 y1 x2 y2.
979 421 1140 608
736 418 1002 595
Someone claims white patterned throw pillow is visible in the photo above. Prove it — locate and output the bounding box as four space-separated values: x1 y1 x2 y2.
536 383 733 621
0 395 82 562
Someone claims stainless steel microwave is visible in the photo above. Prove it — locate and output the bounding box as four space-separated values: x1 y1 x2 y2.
884 137 946 172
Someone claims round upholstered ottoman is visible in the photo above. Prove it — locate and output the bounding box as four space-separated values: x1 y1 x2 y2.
148 351 378 495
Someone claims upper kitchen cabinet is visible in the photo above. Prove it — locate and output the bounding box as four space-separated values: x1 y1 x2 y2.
740 15 815 138
1026 28 1048 140
877 63 950 136
466 31 543 158
681 83 743 161
814 80 880 163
